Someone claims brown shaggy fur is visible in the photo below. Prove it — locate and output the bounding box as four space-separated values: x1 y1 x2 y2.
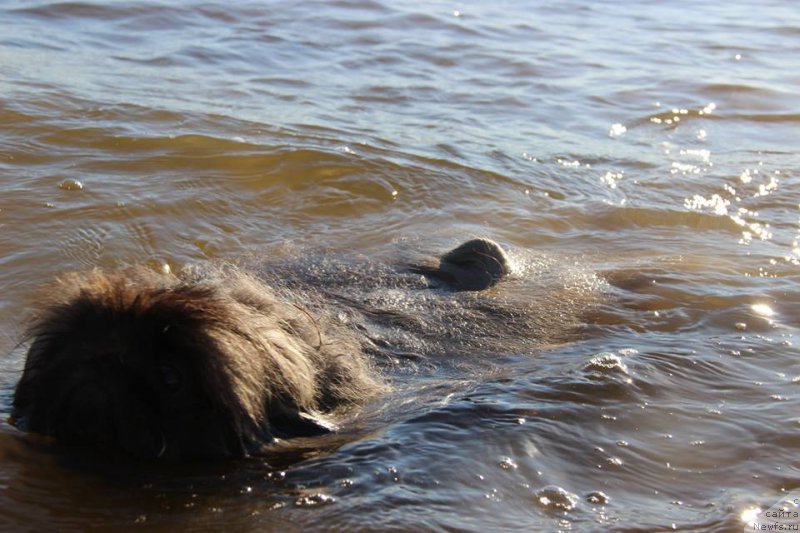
11 238 532 461
12 266 384 460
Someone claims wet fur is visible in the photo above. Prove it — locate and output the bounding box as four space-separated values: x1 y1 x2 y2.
13 267 384 460
11 238 591 461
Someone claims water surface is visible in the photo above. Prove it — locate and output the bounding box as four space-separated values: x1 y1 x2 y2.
1 0 799 531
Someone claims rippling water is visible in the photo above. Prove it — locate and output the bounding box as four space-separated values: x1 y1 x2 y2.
1 0 799 530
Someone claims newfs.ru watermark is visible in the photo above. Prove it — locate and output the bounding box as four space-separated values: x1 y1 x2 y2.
743 491 800 532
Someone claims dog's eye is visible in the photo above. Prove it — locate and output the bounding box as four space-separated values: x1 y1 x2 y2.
159 363 183 392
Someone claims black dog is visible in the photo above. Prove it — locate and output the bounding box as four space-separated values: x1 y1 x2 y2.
10 239 511 461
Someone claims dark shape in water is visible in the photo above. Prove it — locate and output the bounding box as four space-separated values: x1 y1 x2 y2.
409 237 510 291
10 239 514 462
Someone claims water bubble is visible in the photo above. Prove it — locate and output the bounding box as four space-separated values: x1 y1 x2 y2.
586 491 609 505
58 178 84 191
499 457 518 470
533 486 579 512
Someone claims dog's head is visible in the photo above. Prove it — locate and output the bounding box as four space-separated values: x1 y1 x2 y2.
11 267 379 461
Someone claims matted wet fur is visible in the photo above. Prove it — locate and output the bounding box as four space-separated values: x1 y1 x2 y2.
13 266 386 460
11 238 531 461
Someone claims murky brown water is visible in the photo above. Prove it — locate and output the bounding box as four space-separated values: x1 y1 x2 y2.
1 0 799 531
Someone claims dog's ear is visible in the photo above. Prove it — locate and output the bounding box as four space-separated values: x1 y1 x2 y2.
268 400 338 438
411 238 510 291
